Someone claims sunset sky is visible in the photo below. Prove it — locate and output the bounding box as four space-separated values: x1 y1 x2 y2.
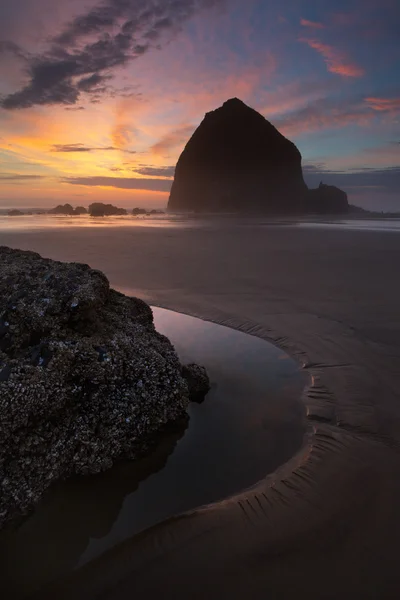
0 0 399 210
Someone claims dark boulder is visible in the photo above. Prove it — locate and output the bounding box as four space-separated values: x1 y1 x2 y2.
168 98 308 214
73 206 88 215
0 247 192 527
89 203 127 217
49 204 75 215
307 182 349 214
182 363 211 403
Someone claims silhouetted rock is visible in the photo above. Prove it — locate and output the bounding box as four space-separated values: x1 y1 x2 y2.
73 206 87 215
308 182 349 214
168 98 350 215
7 209 24 216
132 207 147 215
182 363 210 403
0 246 193 528
168 98 308 214
89 203 127 217
49 204 74 215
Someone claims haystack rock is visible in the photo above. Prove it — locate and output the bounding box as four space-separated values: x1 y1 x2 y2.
168 98 308 214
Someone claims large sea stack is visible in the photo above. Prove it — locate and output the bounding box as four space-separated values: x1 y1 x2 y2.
168 98 349 214
168 98 308 214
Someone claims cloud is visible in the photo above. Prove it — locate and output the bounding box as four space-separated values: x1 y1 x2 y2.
300 38 364 77
300 18 325 29
0 173 45 181
134 165 175 177
258 79 337 118
76 73 110 92
303 163 400 196
274 97 372 136
0 40 29 61
274 92 400 137
1 0 225 110
151 125 195 155
362 141 400 156
62 175 172 192
52 143 92 153
365 96 400 112
51 143 136 153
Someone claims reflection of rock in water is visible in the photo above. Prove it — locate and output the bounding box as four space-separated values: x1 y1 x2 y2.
0 418 188 600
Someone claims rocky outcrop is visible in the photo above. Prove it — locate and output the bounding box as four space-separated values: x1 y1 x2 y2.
89 203 127 217
182 364 210 403
7 209 24 216
168 98 308 214
49 204 75 215
308 182 349 214
48 205 87 215
0 247 191 527
73 206 88 215
168 98 349 215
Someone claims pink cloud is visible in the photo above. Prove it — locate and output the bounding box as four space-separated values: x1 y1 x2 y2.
269 88 400 138
300 18 325 29
274 98 373 137
365 97 400 112
257 79 337 118
300 38 364 78
151 125 196 156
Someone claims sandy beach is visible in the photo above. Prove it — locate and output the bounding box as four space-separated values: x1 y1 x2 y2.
2 220 400 599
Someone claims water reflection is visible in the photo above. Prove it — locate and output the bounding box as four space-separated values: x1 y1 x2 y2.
294 218 400 233
0 214 181 232
0 308 306 599
0 422 186 599
2 213 400 234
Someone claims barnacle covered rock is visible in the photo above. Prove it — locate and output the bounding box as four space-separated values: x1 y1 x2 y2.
0 246 190 527
182 364 210 403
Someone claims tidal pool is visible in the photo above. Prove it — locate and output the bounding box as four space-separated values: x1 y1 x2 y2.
0 308 307 598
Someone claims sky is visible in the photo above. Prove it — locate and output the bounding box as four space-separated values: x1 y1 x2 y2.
0 0 399 211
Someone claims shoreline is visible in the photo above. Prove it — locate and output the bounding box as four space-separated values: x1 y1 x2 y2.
1 223 400 598
36 304 398 600
34 301 400 599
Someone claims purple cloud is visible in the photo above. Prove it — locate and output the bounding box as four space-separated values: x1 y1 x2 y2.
1 0 225 109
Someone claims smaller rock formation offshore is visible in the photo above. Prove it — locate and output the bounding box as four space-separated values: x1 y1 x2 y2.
168 98 349 215
7 209 24 216
49 204 88 215
49 203 75 215
73 206 88 215
308 182 349 214
0 247 203 527
89 203 127 216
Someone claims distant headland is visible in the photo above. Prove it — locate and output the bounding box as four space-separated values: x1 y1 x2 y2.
168 98 349 215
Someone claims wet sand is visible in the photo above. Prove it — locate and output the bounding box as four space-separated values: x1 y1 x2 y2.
2 222 400 599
